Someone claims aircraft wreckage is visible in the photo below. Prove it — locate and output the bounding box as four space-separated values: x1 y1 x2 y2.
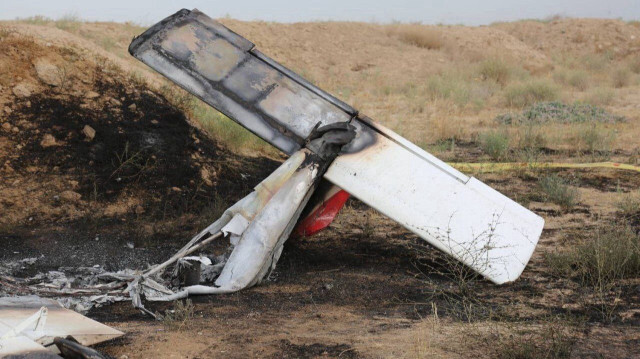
1 8 544 357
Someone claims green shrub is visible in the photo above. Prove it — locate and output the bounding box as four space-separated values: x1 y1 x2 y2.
538 175 579 209
479 130 510 160
504 80 559 107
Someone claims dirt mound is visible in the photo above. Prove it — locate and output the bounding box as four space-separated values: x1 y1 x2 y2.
0 29 277 230
438 25 552 72
219 19 551 89
493 18 640 58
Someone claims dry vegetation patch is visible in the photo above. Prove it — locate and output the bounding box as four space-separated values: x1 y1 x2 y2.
386 24 446 49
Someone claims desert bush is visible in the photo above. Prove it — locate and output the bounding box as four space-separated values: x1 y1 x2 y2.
611 67 631 88
478 58 511 86
479 130 510 160
504 80 559 107
538 175 579 209
516 124 547 150
495 102 625 125
582 87 615 106
389 25 445 49
547 225 640 290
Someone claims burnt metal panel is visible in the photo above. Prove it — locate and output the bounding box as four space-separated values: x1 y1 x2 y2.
129 9 352 154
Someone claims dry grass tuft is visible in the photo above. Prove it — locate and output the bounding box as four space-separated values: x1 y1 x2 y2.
582 87 615 106
160 299 196 331
478 58 512 86
554 69 590 91
496 323 575 359
611 67 631 88
388 25 445 49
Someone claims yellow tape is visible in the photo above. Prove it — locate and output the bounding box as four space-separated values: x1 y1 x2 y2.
449 161 640 174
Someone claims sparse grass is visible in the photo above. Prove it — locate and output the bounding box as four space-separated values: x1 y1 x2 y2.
17 15 52 25
611 67 631 88
193 102 274 154
504 80 559 107
553 69 589 91
547 224 640 291
388 25 445 49
479 129 510 160
360 208 376 238
538 175 579 209
496 323 575 359
160 299 195 331
156 83 273 154
478 58 511 86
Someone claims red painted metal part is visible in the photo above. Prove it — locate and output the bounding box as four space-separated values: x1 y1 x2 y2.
294 189 350 237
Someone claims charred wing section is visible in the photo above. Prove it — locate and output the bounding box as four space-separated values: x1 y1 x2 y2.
129 9 354 155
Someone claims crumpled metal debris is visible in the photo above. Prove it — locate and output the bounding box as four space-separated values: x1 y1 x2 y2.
0 296 122 358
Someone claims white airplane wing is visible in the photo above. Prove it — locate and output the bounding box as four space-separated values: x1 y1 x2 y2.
129 9 544 284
